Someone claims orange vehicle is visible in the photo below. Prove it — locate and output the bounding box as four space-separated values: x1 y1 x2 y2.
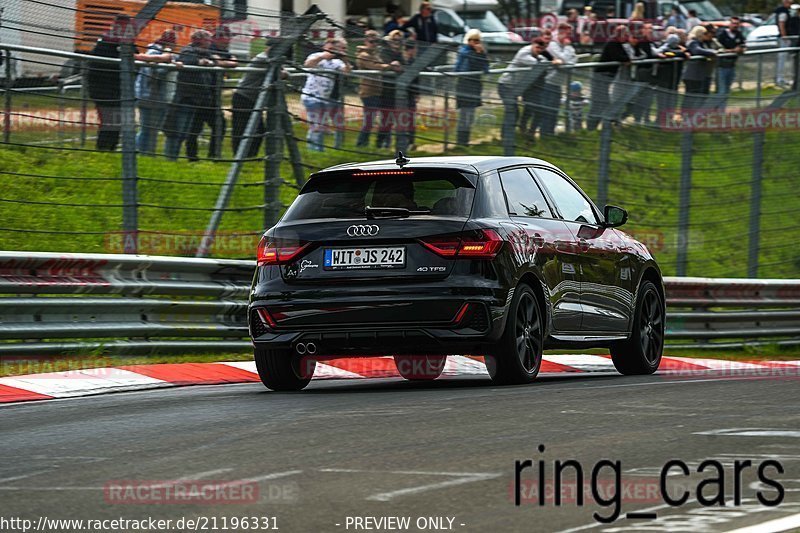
74 0 222 52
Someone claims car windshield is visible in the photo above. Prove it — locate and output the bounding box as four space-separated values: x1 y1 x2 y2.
282 172 476 221
461 11 508 33
683 0 723 20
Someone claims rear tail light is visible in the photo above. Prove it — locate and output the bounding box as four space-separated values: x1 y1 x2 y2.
419 229 503 259
256 236 309 266
256 308 277 328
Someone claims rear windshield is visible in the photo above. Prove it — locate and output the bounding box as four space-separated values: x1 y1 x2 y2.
282 171 476 221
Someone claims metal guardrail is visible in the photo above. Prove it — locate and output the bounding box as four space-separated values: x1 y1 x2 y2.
0 252 798 356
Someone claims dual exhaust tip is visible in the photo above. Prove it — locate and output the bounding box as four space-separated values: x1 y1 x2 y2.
295 342 317 355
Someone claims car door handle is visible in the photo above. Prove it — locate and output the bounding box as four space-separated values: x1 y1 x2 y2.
579 238 591 253
532 233 545 247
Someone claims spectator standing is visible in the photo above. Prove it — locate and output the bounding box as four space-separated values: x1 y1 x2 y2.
376 30 406 148
163 30 215 160
384 9 403 35
527 29 555 134
401 2 438 45
454 29 489 146
498 38 547 136
653 30 689 122
667 6 687 30
627 24 657 124
87 15 155 151
185 26 237 161
134 29 176 154
686 10 702 30
682 25 717 110
230 37 281 158
567 81 588 130
587 26 630 130
300 38 350 152
716 17 746 101
356 30 401 147
404 34 422 150
538 23 576 136
775 0 800 86
631 2 646 20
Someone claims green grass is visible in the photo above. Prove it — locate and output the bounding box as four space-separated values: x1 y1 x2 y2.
1 115 799 277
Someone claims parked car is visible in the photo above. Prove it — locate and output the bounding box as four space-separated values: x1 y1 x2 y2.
746 13 779 49
248 155 665 391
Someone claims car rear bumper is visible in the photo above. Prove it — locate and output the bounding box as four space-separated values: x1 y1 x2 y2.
248 283 510 355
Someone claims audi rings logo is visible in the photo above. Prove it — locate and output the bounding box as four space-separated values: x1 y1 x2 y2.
346 224 380 237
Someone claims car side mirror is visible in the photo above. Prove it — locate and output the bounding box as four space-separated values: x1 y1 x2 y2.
603 205 628 227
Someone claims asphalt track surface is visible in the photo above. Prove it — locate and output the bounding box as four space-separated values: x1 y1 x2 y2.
2 371 800 533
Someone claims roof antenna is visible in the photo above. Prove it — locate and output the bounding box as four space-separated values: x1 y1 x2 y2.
395 151 410 168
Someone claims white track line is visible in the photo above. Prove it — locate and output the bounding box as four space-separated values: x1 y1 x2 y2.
0 368 166 398
723 513 800 533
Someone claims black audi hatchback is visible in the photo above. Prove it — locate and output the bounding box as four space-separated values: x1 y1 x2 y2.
248 155 665 391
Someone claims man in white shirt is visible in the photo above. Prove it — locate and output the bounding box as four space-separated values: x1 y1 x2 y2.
537 23 577 136
301 38 351 151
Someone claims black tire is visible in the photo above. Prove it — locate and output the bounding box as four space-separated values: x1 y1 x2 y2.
254 346 315 391
394 355 447 380
485 283 543 385
610 280 664 375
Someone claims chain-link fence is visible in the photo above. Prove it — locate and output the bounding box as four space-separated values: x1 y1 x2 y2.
1 2 799 279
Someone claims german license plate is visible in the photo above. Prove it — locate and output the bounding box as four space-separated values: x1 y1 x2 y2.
323 247 406 270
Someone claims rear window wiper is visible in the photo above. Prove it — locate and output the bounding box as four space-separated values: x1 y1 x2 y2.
365 206 431 219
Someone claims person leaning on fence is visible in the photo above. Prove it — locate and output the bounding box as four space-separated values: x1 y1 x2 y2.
682 25 717 110
508 39 548 135
454 29 489 146
185 26 238 161
626 24 657 124
653 29 689 122
716 17 746 103
356 31 398 147
498 37 546 138
163 30 215 160
134 30 177 155
87 14 160 151
587 25 630 131
537 23 576 136
230 37 285 158
301 38 350 152
775 0 800 86
376 31 407 149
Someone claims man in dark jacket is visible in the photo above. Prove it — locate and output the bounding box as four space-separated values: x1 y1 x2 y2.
716 17 746 101
401 2 438 44
86 15 137 151
163 30 215 160
185 26 237 161
587 25 630 130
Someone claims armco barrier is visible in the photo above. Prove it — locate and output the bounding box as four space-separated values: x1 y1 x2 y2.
0 252 798 355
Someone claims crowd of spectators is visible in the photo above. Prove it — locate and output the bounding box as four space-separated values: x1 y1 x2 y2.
84 3 792 157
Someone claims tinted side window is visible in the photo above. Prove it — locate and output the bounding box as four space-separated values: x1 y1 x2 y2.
499 168 553 218
534 168 599 225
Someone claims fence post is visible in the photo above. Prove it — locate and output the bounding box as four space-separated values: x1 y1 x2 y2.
119 43 139 254
596 120 611 207
334 71 344 149
748 131 764 278
264 81 283 228
676 131 693 277
4 49 11 143
79 58 88 147
756 54 762 107
277 80 305 187
443 75 449 152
